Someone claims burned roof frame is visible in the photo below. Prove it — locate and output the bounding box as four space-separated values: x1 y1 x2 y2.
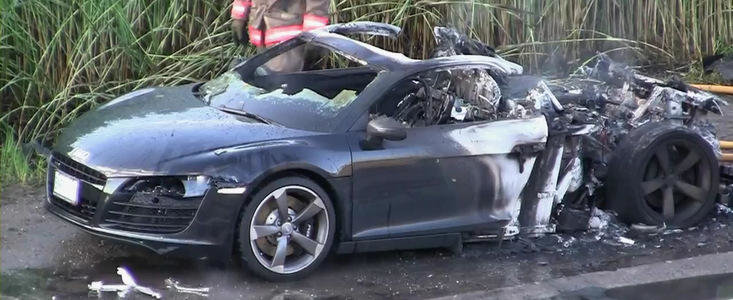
237 22 523 74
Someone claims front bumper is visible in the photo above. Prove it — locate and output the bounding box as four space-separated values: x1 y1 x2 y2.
46 156 246 261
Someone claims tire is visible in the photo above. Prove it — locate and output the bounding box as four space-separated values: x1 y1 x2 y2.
237 176 336 281
605 122 719 228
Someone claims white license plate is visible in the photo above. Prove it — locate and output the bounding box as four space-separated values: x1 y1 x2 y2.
53 171 80 206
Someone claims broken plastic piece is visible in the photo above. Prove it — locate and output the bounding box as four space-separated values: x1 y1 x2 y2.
88 267 162 299
165 278 211 297
630 223 666 234
88 281 129 298
617 236 636 245
588 208 611 230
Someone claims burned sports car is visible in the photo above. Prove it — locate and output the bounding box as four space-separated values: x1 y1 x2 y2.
46 22 726 280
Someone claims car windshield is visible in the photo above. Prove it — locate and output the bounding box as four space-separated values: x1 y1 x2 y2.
198 45 378 132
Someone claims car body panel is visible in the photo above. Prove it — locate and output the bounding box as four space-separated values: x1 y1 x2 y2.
349 117 546 240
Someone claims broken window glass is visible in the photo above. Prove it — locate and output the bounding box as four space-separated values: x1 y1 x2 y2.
198 44 379 132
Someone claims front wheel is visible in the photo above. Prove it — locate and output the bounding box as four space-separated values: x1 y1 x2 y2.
238 176 335 281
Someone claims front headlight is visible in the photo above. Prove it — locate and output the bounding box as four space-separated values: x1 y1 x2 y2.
123 176 210 198
181 176 211 198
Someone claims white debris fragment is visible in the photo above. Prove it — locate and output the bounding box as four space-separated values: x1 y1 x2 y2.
165 278 211 297
663 229 684 235
617 236 636 245
717 204 733 215
118 267 137 286
630 223 666 234
88 267 162 299
588 208 611 230
562 236 577 248
88 281 129 298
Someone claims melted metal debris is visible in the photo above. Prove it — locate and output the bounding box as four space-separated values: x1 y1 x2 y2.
544 53 727 156
165 278 211 297
88 267 161 299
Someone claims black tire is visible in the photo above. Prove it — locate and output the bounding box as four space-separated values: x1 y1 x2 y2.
237 176 336 281
605 122 719 228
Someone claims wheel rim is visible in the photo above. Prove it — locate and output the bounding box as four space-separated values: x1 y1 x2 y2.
249 185 329 274
640 139 712 223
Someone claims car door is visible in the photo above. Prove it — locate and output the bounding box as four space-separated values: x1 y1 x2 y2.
348 68 548 240
349 117 547 240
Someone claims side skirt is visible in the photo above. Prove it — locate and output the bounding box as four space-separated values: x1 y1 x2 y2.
335 233 461 254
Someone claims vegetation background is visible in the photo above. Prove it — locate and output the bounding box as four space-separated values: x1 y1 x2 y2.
1 0 732 185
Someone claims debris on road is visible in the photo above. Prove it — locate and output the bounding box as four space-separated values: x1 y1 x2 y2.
663 229 684 235
617 236 636 245
588 208 612 231
630 223 666 235
562 236 577 248
718 203 733 215
165 278 211 297
88 267 161 299
88 281 129 298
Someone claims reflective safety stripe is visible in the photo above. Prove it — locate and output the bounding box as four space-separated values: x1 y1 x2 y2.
303 14 329 31
264 25 303 46
248 26 263 46
231 0 251 19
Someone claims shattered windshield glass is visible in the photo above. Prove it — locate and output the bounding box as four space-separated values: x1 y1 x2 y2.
198 70 362 132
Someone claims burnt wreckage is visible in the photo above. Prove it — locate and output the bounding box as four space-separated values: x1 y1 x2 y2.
46 22 726 280
407 26 725 233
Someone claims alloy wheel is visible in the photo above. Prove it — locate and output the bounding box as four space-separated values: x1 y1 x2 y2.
249 185 330 274
640 139 713 222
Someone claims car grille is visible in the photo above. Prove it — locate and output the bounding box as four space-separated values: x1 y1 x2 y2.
103 194 202 234
48 154 106 223
51 152 107 185
48 153 202 234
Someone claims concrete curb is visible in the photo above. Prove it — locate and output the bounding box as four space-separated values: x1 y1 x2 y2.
436 251 733 299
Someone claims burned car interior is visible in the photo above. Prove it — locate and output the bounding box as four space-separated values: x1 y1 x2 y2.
372 67 506 127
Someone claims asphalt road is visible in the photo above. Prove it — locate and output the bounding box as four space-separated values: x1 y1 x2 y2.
1 97 732 300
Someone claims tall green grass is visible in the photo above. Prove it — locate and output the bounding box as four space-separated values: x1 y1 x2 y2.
332 0 732 64
1 123 45 187
0 0 731 184
1 0 246 146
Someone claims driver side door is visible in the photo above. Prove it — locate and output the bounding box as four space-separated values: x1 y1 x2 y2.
348 68 547 241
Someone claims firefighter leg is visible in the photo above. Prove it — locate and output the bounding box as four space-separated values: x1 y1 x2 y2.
262 45 305 73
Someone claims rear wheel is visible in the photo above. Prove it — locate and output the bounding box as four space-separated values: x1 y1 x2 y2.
605 122 719 227
238 177 335 281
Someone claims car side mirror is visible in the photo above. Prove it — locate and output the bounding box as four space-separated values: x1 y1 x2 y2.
362 116 407 150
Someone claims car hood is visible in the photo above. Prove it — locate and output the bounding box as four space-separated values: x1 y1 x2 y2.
54 84 317 176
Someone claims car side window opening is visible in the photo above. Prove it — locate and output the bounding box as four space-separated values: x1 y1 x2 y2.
250 44 379 99
371 67 503 128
